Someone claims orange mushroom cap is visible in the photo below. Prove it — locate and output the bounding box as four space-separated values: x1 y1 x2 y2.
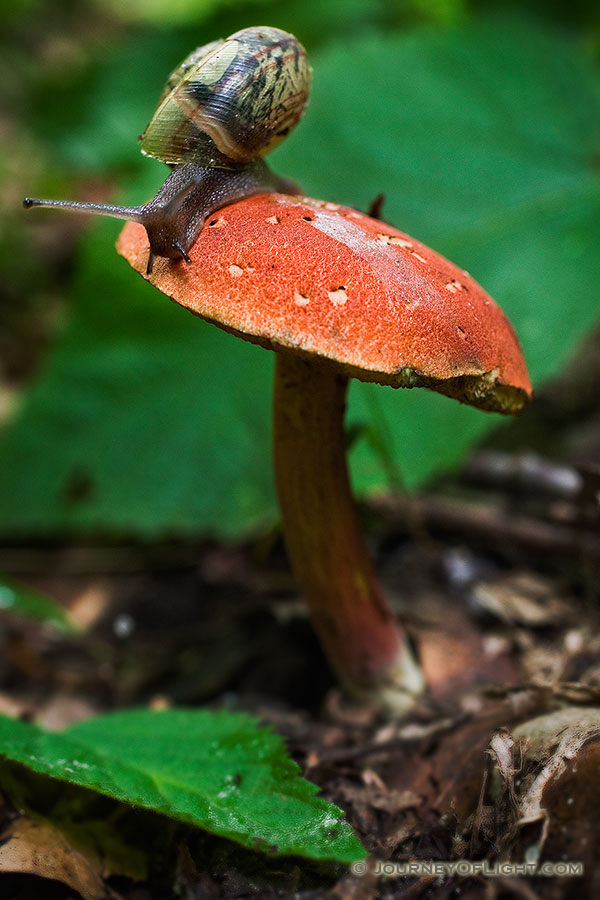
117 193 532 414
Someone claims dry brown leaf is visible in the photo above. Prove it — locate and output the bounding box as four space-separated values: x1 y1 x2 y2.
490 705 600 887
0 692 29 719
471 572 572 628
0 816 106 900
415 591 518 700
489 729 516 784
514 707 600 836
36 692 99 730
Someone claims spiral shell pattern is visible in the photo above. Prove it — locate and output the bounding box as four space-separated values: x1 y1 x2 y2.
140 26 312 168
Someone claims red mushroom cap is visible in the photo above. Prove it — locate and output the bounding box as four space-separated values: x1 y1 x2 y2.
117 194 532 414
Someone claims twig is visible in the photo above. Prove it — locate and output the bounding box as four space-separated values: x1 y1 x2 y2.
375 495 600 561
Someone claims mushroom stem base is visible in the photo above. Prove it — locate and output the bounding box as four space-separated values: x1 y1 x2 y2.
273 351 423 713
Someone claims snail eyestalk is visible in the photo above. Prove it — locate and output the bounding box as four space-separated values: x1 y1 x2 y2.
24 161 300 271
23 197 146 222
173 242 192 264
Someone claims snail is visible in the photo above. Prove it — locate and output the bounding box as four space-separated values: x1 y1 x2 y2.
24 26 311 273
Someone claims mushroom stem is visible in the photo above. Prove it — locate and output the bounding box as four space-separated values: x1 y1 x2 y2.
273 351 424 712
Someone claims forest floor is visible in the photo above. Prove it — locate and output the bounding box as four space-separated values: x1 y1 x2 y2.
0 332 599 900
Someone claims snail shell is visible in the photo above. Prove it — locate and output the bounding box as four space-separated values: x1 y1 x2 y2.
140 26 312 169
24 26 309 272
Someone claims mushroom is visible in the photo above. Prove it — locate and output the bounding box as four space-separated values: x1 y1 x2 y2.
116 193 532 712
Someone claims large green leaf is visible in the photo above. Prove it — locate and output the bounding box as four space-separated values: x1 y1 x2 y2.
1 16 599 535
0 216 276 538
0 709 364 862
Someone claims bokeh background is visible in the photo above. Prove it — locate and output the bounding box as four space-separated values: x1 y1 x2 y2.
1 0 599 540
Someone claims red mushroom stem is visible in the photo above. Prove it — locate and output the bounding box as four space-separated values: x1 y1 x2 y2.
273 351 424 710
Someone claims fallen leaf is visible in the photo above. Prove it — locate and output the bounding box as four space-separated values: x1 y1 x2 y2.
0 816 106 900
470 572 572 628
513 708 600 855
490 705 600 893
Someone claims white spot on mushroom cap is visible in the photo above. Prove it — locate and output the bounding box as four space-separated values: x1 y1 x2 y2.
445 280 466 293
294 292 310 306
377 232 416 255
228 264 244 277
377 233 414 250
265 215 280 225
328 288 348 306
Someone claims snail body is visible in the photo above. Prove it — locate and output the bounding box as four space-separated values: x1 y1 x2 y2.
24 26 311 272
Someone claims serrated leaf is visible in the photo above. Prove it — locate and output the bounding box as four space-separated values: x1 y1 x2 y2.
0 710 365 863
0 577 78 635
1 16 599 536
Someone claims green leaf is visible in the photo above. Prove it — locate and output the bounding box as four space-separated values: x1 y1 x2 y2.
0 577 78 635
0 709 364 863
0 212 276 539
1 16 599 535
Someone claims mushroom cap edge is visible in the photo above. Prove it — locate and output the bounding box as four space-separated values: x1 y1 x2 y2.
116 193 532 415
